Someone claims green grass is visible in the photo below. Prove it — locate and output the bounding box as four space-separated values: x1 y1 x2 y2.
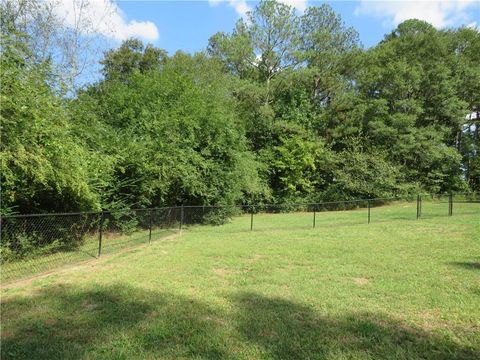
1 202 479 359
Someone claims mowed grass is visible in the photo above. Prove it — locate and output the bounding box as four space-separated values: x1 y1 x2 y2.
1 202 479 359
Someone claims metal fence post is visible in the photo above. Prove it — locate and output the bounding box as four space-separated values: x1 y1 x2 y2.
416 195 419 219
98 211 104 258
250 206 254 231
367 200 371 224
416 195 422 219
179 205 184 231
419 195 422 218
149 209 153 243
313 205 316 228
448 193 453 216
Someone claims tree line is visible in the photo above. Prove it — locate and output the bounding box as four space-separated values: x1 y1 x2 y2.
1 0 479 215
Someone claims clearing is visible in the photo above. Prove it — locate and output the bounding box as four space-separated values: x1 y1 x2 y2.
1 203 479 359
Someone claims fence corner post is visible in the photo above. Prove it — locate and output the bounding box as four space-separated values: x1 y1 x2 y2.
98 211 104 258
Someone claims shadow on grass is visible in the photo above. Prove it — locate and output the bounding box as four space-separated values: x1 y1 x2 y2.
1 286 478 359
448 262 480 271
231 292 479 360
1 284 228 360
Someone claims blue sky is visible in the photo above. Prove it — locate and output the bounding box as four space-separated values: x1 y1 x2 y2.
113 0 480 54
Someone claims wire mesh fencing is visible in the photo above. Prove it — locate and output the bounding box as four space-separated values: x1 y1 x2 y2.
1 212 100 282
1 193 478 284
0 208 181 284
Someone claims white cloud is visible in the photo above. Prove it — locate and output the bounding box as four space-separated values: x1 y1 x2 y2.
208 0 308 18
231 0 252 17
280 0 308 13
208 0 252 17
355 0 478 29
54 0 159 41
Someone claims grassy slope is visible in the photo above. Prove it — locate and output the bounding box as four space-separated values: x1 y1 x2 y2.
1 203 479 359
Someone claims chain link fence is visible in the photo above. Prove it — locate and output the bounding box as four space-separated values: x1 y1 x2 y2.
1 193 478 284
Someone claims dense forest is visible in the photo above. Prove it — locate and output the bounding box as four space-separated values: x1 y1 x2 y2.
1 0 479 215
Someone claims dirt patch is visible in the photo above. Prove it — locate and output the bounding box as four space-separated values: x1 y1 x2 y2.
1 330 12 339
82 301 98 311
415 310 452 331
418 310 440 320
247 254 265 263
29 287 44 297
146 311 158 319
212 268 232 277
202 315 226 327
43 318 58 326
352 277 369 286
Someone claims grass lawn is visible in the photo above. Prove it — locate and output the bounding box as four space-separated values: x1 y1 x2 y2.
1 202 479 359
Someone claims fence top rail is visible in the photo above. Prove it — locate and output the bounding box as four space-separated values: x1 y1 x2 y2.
1 192 478 219
0 206 184 219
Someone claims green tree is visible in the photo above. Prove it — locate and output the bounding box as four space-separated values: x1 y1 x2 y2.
100 38 167 82
0 29 99 214
208 0 362 200
447 27 480 190
354 20 469 193
73 42 268 210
